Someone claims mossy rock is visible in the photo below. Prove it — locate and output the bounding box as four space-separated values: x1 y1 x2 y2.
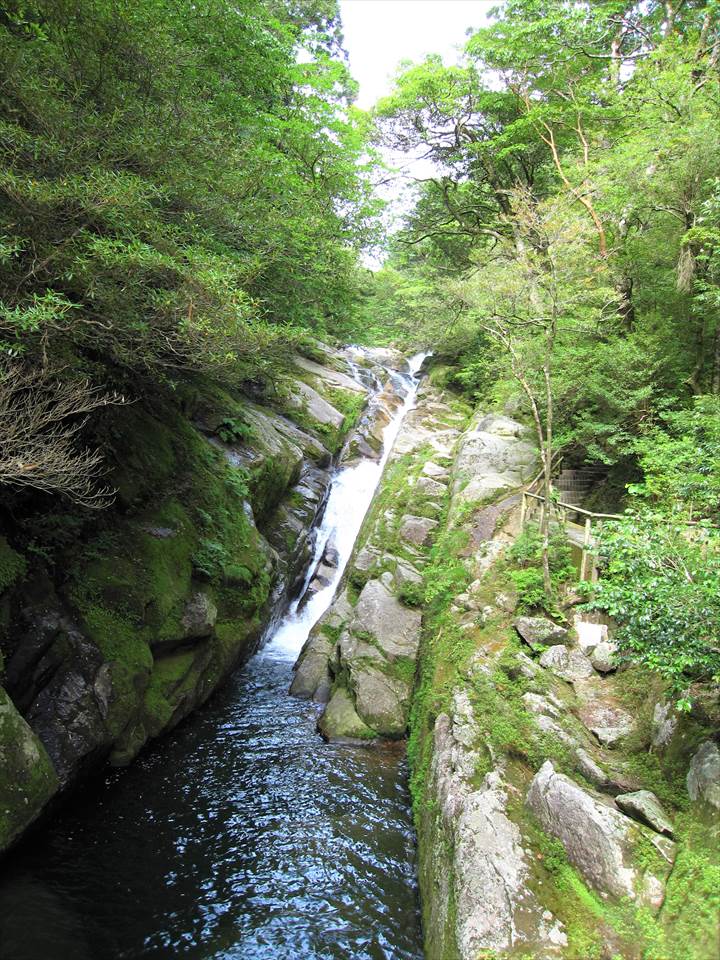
0 686 59 853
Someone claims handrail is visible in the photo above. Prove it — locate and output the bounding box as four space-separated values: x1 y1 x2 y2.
523 491 621 520
523 491 714 527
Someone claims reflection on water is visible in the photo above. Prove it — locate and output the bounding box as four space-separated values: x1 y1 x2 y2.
0 656 422 959
0 353 429 960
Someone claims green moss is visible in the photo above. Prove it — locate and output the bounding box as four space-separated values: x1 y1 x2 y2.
0 688 59 852
660 814 720 959
0 536 26 594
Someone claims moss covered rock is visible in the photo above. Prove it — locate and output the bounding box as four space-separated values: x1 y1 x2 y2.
0 686 58 853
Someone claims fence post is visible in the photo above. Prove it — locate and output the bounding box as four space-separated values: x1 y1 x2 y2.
580 516 592 581
520 492 527 530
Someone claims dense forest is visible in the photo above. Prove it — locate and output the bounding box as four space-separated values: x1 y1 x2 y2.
0 2 719 959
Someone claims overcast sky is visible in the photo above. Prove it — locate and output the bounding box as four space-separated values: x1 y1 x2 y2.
338 1 493 250
339 0 493 109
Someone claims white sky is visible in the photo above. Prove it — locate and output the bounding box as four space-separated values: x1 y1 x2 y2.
339 0 493 109
338 1 494 253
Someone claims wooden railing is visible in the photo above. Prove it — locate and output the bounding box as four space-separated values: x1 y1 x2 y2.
520 489 622 581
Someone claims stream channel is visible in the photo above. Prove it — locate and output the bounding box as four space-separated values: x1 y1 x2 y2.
0 355 429 960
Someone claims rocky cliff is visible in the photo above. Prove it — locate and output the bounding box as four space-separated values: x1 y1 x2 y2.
0 344 404 855
405 400 720 960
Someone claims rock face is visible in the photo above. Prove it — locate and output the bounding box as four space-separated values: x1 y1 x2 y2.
300 380 467 742
453 412 537 507
352 580 422 659
527 761 675 910
686 740 720 809
0 342 398 855
422 696 567 960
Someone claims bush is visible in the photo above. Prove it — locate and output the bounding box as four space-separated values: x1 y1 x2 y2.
587 512 720 703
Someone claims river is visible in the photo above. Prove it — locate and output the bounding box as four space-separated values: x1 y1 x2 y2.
0 355 428 960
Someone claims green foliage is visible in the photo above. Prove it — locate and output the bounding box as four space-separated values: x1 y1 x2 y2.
217 417 256 446
507 523 575 612
0 536 26 593
588 513 720 698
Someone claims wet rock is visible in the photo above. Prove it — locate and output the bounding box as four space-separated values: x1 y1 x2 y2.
615 791 674 838
350 580 422 659
539 645 594 682
590 640 618 674
290 630 334 701
527 761 675 910
0 686 59 853
515 616 569 652
686 740 720 810
317 688 375 742
398 514 438 547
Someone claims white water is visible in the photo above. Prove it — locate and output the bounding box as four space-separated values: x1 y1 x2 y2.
264 351 430 663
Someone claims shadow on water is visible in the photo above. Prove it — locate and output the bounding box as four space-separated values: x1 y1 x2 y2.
0 352 430 960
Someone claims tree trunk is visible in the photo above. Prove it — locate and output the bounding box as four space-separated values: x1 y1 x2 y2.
541 359 553 596
713 323 720 395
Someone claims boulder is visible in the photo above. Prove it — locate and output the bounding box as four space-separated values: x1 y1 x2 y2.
289 631 334 701
515 616 569 652
577 696 635 747
651 701 679 750
590 640 618 674
527 761 675 911
422 461 448 479
350 580 422 659
686 740 720 810
399 514 438 547
291 379 344 429
317 688 376 742
573 616 608 655
576 697 635 747
0 687 59 853
395 560 423 590
452 414 537 507
615 791 674 838
350 667 412 737
539 645 594 682
573 748 611 789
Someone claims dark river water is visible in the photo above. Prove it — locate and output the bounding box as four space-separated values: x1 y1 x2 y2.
0 654 422 960
0 352 428 960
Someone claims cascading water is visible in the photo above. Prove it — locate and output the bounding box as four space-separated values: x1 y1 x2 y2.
268 350 429 665
0 354 429 960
